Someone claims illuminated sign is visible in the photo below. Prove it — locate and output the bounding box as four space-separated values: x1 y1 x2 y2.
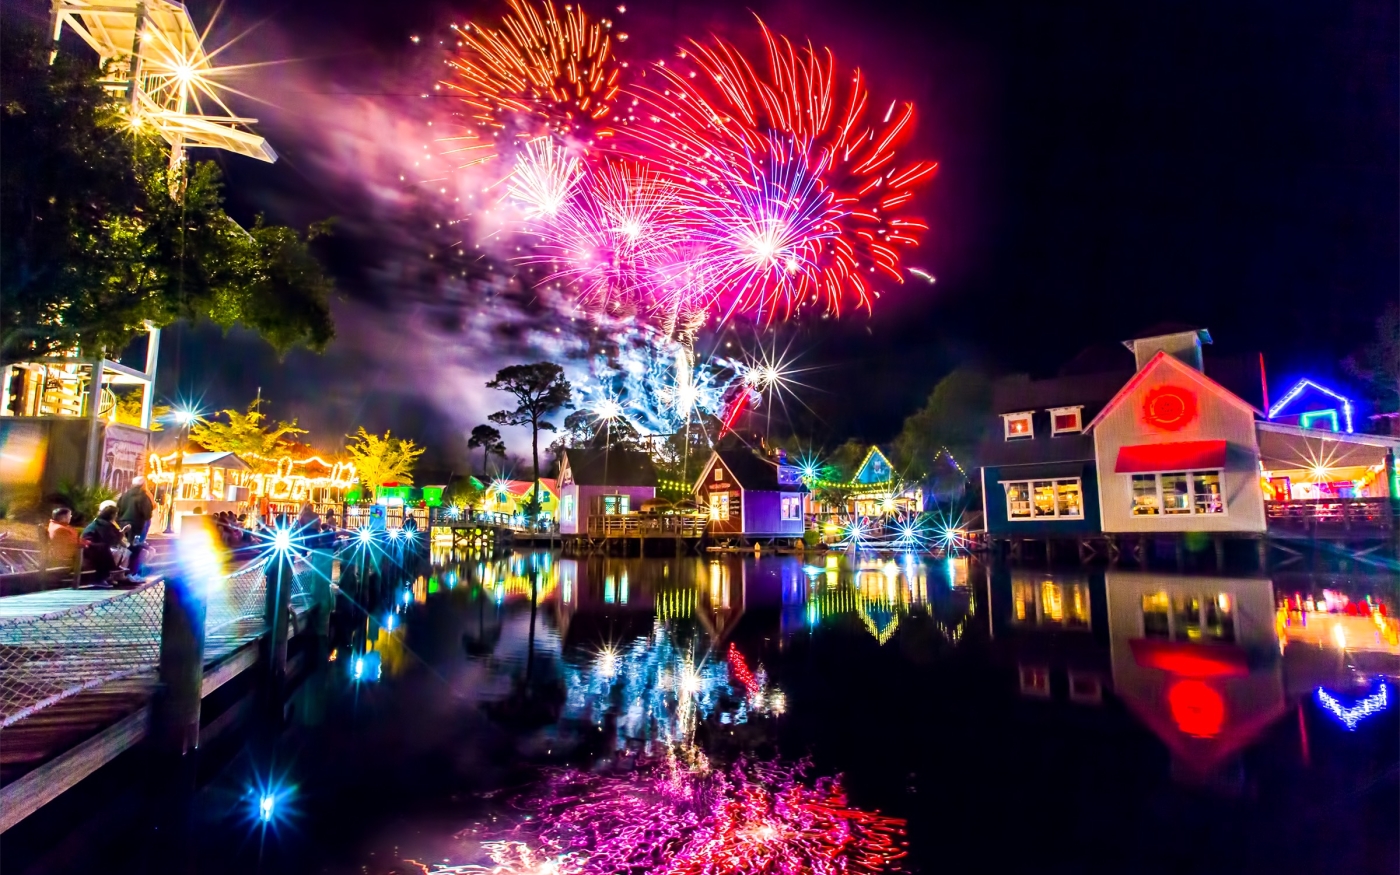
1141 385 1198 432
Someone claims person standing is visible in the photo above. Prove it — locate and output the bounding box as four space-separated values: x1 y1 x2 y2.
117 476 155 581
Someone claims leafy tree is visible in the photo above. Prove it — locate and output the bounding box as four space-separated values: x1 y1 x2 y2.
893 367 994 482
189 399 306 473
826 439 869 482
467 424 507 475
344 428 425 499
112 389 169 431
1344 302 1400 414
1 24 335 364
487 363 573 523
445 476 486 513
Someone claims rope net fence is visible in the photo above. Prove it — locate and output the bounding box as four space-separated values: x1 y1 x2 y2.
0 555 314 728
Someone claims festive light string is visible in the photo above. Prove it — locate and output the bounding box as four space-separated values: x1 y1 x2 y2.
1316 684 1389 730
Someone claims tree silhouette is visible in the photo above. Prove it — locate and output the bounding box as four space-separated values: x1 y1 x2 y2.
487 363 573 525
467 424 507 475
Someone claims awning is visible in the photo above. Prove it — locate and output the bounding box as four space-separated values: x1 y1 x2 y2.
1114 440 1227 473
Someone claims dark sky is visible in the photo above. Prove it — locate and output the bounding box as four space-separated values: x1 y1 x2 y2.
33 0 1399 468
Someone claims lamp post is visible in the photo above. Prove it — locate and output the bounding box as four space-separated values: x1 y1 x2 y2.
595 399 622 526
163 409 199 534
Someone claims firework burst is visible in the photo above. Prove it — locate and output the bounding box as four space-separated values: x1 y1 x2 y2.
622 18 939 321
443 0 627 165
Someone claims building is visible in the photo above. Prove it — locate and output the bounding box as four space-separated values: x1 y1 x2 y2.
146 450 252 531
483 478 558 521
693 449 806 541
557 447 658 535
978 327 1400 561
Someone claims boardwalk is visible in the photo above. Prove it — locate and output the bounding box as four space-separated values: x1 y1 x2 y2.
0 559 317 831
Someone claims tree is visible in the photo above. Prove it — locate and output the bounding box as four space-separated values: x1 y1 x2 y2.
1 24 335 364
467 424 507 475
188 399 306 473
1344 302 1400 414
344 428 425 500
445 476 486 513
487 363 573 524
893 367 994 482
112 390 169 431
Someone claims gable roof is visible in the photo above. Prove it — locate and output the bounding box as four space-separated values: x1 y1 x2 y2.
1084 351 1263 432
1268 378 1354 431
500 478 558 497
560 447 657 487
852 446 896 484
699 449 806 492
181 451 249 470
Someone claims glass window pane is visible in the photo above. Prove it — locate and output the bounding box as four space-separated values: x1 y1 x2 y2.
1204 593 1235 642
1132 475 1160 515
1162 473 1191 514
1174 595 1202 641
1142 592 1171 638
1193 471 1224 514
1006 482 1031 519
1032 481 1057 517
1053 412 1080 432
1056 480 1082 517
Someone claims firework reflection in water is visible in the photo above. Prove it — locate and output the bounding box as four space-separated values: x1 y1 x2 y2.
438 755 907 874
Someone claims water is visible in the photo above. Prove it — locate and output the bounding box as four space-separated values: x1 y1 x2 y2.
21 551 1400 874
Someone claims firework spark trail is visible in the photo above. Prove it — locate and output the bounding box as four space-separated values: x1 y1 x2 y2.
617 18 938 322
443 0 626 159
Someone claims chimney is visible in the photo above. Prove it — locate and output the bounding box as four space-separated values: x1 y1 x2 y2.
1123 328 1211 373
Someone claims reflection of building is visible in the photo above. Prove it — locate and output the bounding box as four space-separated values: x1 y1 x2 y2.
987 567 1110 702
1105 572 1286 777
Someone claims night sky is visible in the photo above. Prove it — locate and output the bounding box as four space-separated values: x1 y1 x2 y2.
22 0 1398 470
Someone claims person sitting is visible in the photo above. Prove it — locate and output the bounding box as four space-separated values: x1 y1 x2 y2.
46 507 80 574
81 500 125 588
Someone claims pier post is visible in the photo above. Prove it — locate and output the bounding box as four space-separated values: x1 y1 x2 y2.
151 530 210 755
1257 537 1269 572
263 555 291 684
310 532 334 641
1213 535 1225 571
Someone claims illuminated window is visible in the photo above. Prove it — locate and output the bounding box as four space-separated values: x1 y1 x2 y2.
714 466 724 482
709 492 730 521
1039 581 1090 627
1142 592 1171 638
1204 593 1235 642
602 494 630 515
1049 406 1083 435
1002 412 1034 440
1131 470 1225 516
1003 479 1083 520
1174 595 1203 641
562 495 574 521
1019 664 1051 698
1012 581 1035 622
781 496 802 520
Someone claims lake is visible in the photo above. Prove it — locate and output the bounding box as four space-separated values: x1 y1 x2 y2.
19 550 1400 874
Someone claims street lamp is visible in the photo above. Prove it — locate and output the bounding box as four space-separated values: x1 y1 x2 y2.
162 408 200 534
595 398 622 525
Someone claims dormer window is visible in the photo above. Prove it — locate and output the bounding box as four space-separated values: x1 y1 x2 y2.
1050 406 1084 435
1003 412 1034 440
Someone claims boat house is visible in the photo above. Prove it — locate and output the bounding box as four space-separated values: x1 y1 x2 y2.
694 449 807 542
557 448 658 535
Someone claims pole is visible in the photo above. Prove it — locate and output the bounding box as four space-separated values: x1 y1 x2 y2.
83 357 104 486
151 530 209 755
263 554 291 684
163 420 190 533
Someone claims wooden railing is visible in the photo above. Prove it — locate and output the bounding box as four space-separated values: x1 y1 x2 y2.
586 514 708 537
1265 498 1397 534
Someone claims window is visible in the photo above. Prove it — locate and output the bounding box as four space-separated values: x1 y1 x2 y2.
1050 406 1083 435
714 466 724 482
709 492 730 521
1012 581 1035 622
1019 664 1051 698
1130 470 1225 516
781 496 802 520
1002 479 1084 520
602 494 630 515
1068 672 1103 704
562 494 574 522
1174 595 1202 641
1204 594 1235 642
1142 592 1171 638
1003 412 1034 440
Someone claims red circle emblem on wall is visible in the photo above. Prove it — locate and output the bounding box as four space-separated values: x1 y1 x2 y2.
1142 385 1198 431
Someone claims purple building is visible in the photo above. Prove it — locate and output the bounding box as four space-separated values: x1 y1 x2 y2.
694 449 806 540
557 447 658 535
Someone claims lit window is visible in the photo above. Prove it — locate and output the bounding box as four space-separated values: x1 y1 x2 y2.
1019 664 1051 698
1142 592 1171 638
1174 595 1202 641
1204 593 1235 642
1012 581 1035 622
603 494 630 515
1002 479 1084 520
781 496 802 520
709 492 730 521
562 495 574 521
1131 470 1225 516
714 466 723 482
1003 412 1034 440
1049 406 1083 435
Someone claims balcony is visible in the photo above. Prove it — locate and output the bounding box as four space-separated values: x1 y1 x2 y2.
585 514 708 538
1265 498 1397 535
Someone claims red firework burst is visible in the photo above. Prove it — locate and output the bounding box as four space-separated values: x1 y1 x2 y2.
620 18 938 320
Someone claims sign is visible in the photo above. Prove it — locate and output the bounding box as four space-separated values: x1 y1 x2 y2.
100 423 149 494
369 504 387 531
1141 385 1198 432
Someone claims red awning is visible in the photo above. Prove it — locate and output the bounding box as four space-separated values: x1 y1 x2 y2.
1114 440 1227 473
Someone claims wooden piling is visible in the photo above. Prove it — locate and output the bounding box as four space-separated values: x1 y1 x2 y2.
263 556 291 683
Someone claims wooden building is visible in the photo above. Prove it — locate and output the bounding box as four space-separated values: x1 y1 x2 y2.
694 449 806 540
557 448 658 535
